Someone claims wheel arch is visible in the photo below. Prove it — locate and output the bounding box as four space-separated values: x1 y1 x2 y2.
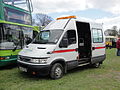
50 59 67 73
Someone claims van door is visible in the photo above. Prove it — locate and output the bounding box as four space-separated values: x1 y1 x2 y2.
91 28 106 63
76 21 91 63
54 30 78 69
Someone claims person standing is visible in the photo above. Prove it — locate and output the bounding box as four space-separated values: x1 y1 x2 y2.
116 38 120 56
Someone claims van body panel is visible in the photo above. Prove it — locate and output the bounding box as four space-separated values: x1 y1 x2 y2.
19 44 56 58
48 20 78 64
90 23 106 63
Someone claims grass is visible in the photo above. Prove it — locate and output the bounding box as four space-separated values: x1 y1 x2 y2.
0 49 120 90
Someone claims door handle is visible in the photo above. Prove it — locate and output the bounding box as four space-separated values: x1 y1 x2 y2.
75 48 78 52
92 47 95 50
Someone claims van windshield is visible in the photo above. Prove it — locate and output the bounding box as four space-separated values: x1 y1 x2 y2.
32 30 63 44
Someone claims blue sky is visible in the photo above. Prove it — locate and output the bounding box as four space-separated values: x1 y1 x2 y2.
32 0 120 30
48 9 114 19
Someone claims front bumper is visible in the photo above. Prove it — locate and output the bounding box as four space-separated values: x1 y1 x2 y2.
17 61 51 75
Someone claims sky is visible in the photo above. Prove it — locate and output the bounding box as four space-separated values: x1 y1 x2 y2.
31 0 120 30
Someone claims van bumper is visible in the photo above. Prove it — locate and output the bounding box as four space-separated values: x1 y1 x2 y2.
91 54 106 64
17 62 51 76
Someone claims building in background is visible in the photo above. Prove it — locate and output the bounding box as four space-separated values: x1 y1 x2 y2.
104 26 118 48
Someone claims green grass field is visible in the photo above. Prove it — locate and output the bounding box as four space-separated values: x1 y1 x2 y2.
0 49 120 90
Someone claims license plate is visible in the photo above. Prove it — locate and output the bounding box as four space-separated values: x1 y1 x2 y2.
19 67 27 72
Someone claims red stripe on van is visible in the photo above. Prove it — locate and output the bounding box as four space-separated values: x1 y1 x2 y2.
53 47 105 54
95 47 105 49
52 49 76 53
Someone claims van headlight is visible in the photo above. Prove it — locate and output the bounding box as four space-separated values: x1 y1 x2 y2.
30 59 47 64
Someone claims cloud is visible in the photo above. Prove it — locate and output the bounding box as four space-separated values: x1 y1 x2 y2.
31 0 120 30
32 0 120 14
95 16 120 30
32 0 87 14
87 0 120 14
78 16 120 30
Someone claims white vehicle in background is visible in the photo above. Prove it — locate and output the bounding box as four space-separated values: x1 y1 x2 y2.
17 16 106 79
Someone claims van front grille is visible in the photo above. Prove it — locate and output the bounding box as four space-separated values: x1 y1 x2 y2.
19 56 31 62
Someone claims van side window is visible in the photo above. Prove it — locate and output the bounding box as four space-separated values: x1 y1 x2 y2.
59 32 68 48
67 30 76 45
59 30 76 48
92 29 103 43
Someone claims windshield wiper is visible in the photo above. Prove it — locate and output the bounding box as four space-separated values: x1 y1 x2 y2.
33 41 56 44
12 40 20 52
33 40 49 44
47 42 56 44
33 42 47 44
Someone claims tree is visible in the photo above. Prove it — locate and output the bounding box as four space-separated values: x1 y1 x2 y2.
104 26 118 36
118 29 120 37
119 29 120 34
111 26 118 36
32 13 53 26
112 26 117 30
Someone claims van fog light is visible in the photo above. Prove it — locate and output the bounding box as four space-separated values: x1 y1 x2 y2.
30 59 47 64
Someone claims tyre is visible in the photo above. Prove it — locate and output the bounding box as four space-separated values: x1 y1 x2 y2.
50 63 63 79
92 62 101 68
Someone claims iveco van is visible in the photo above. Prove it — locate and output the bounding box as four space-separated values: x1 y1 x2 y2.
17 16 106 79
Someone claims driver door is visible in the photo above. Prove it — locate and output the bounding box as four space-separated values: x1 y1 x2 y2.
54 30 78 62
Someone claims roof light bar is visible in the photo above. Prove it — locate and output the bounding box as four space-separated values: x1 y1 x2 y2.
56 16 77 20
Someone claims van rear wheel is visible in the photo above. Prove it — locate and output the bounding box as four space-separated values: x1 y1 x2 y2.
93 63 100 68
92 62 101 68
50 63 63 79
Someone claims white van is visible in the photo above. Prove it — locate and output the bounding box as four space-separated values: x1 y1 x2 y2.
17 16 106 79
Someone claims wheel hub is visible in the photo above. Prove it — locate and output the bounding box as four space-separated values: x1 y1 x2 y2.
55 67 62 77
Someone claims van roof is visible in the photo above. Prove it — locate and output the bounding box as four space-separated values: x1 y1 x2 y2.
44 19 70 30
43 18 103 30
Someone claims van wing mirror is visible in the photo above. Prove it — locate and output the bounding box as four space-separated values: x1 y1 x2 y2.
59 38 68 48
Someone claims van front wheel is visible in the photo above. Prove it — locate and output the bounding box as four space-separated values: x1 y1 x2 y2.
50 63 63 79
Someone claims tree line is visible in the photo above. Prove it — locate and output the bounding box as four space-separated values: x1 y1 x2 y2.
32 13 53 27
104 26 120 37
